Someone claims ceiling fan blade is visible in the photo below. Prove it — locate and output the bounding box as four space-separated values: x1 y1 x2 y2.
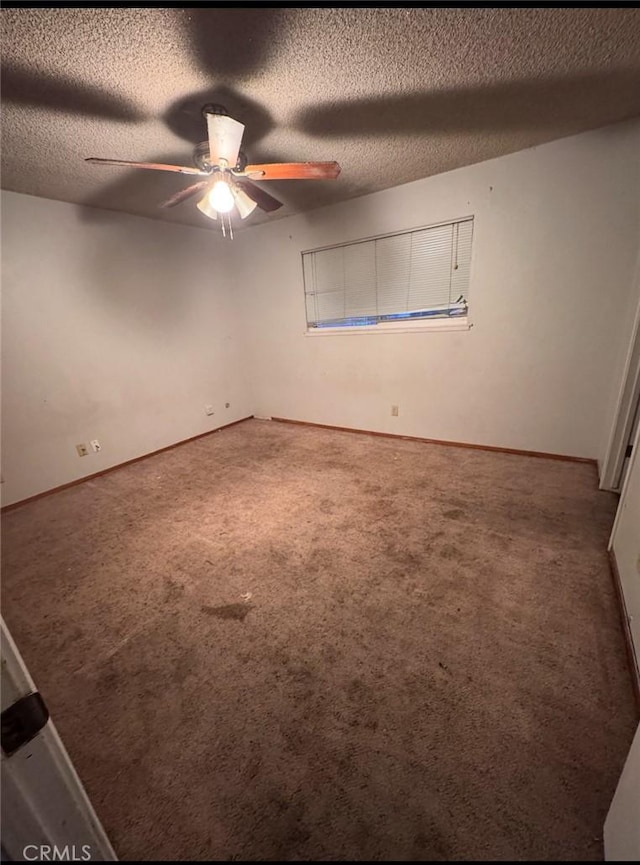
243 162 341 180
235 179 283 213
206 112 245 167
159 181 210 209
85 158 206 176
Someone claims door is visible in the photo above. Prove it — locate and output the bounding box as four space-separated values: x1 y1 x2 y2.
1 617 117 861
618 392 640 495
609 421 640 671
605 423 640 860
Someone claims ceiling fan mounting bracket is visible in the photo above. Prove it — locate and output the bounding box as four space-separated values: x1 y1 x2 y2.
201 103 229 118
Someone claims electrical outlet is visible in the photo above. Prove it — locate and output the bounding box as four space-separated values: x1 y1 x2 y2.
90 440 101 453
205 405 215 416
391 405 399 417
76 444 89 457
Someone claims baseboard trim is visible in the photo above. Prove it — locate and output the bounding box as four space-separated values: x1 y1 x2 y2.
608 550 640 713
1 416 254 513
269 417 598 466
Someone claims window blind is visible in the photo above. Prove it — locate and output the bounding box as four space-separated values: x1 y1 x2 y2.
303 217 473 328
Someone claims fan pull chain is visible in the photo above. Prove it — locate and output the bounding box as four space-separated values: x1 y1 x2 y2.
220 213 233 240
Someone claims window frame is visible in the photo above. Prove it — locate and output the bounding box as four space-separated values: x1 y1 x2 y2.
301 215 475 336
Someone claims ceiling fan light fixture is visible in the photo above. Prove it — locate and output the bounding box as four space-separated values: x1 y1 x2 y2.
86 105 339 224
196 193 218 220
209 177 234 214
231 186 258 220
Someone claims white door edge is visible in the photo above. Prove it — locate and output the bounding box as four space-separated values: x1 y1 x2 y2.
1 617 117 861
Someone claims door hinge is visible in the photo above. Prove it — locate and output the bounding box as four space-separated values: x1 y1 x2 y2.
1 691 49 756
625 443 634 459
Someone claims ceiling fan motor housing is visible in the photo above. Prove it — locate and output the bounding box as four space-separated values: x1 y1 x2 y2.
193 140 214 172
193 141 247 173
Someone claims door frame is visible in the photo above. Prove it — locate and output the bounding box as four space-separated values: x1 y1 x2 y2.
601 252 640 492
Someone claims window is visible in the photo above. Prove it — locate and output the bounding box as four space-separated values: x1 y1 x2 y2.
302 217 473 333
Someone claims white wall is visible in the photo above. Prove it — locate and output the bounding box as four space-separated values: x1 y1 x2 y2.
1 191 250 506
3 121 639 506
234 119 640 462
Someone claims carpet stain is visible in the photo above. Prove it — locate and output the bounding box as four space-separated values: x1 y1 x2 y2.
443 507 465 519
163 577 185 602
439 543 462 560
201 603 252 621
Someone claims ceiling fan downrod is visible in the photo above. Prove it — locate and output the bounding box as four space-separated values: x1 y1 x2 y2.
201 103 229 118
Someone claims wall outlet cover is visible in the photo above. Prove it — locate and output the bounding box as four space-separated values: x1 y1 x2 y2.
90 440 101 453
391 405 399 416
76 444 89 457
205 405 215 416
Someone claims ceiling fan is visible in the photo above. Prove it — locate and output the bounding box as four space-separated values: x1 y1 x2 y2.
86 104 341 235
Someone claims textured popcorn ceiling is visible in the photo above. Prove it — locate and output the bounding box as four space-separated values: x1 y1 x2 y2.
2 7 640 232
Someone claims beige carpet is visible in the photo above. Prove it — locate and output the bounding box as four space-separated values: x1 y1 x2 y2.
1 419 637 861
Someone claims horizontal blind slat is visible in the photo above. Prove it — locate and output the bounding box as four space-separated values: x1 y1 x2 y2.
303 254 318 324
375 234 411 315
345 240 378 317
407 224 454 311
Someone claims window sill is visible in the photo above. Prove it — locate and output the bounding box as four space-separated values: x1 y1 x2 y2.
304 318 472 336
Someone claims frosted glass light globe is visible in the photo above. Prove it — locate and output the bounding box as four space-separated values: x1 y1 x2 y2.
209 179 234 214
